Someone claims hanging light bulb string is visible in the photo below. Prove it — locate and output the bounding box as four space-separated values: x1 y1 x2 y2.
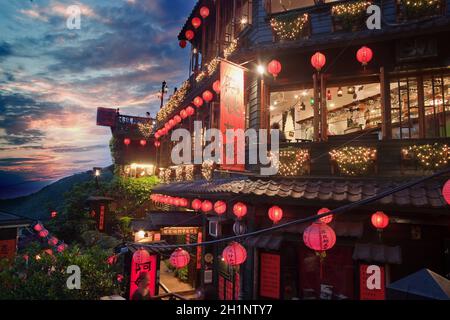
129 167 450 250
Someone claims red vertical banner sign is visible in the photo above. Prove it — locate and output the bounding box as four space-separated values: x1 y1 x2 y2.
259 253 281 299
99 205 105 231
196 232 202 270
234 272 240 300
359 264 386 300
129 250 158 300
225 280 234 300
0 239 16 260
220 60 246 171
218 276 225 300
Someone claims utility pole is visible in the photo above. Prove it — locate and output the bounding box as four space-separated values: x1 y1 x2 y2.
160 81 168 109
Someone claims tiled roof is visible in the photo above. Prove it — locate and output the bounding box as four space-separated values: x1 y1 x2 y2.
131 212 203 231
0 211 33 227
153 177 448 209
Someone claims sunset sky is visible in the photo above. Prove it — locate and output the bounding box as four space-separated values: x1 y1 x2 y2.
0 0 195 198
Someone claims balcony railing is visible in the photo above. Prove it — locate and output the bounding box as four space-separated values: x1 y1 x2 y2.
115 115 156 136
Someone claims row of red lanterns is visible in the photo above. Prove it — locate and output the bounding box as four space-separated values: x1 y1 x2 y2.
154 80 221 145
122 138 151 147
151 194 189 207
33 222 68 253
180 6 210 48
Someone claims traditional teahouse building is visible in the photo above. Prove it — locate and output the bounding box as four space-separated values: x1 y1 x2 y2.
112 0 450 300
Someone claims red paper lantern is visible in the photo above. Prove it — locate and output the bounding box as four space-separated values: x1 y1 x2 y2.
192 199 202 211
200 6 210 19
170 248 190 269
317 208 333 224
233 202 247 219
117 274 124 282
186 106 195 116
180 109 188 119
202 90 213 103
107 254 118 265
180 198 189 207
267 59 282 78
193 96 204 108
179 40 187 49
140 139 147 147
154 141 161 148
185 30 195 41
268 206 283 224
174 115 182 124
38 229 49 238
192 17 202 29
33 223 44 232
161 127 168 135
51 211 57 219
169 119 175 127
443 180 450 205
214 201 227 215
213 80 221 94
311 52 326 72
164 123 171 131
201 200 213 213
303 223 336 252
356 46 373 66
222 242 247 266
48 237 58 246
155 132 161 139
123 138 131 146
371 211 389 230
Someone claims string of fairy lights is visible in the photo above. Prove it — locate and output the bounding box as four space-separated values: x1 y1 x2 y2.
329 146 377 176
331 0 372 16
270 13 309 41
402 143 450 169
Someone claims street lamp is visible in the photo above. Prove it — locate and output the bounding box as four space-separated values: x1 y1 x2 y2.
93 167 102 189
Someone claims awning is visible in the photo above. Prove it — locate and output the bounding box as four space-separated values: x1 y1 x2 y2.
131 211 203 232
352 243 402 264
387 269 450 300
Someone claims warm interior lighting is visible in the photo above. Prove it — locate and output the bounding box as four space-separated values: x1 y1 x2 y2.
257 65 265 75
136 230 146 240
241 17 248 25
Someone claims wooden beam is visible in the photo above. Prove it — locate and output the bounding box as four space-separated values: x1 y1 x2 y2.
313 73 320 142
417 75 426 138
320 73 328 142
380 67 392 140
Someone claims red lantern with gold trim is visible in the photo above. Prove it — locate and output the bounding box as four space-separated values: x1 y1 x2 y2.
201 200 213 213
213 80 221 94
192 199 202 211
200 6 210 19
193 96 204 108
233 202 247 219
170 248 190 269
356 46 373 66
202 90 214 103
267 60 282 79
442 180 450 205
186 106 195 116
192 17 202 29
214 201 227 215
268 206 283 224
317 208 333 224
222 242 247 266
185 30 195 41
371 211 389 230
311 52 326 72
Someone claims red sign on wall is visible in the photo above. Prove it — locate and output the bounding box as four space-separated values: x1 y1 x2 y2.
0 239 16 260
225 280 234 300
99 205 105 231
220 60 246 172
360 264 386 300
197 232 202 270
129 250 157 300
234 272 240 300
260 253 281 299
218 276 225 300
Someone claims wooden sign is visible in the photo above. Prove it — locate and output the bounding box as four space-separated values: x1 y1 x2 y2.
96 107 117 127
360 264 386 300
98 205 105 232
259 253 281 299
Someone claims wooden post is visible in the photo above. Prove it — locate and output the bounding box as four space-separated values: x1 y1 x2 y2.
380 67 392 140
417 75 426 138
321 73 328 142
260 78 269 130
313 73 320 142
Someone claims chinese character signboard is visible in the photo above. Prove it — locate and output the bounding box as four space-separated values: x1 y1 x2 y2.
129 250 158 300
220 60 246 172
96 107 117 127
259 253 281 299
360 264 386 300
98 205 105 232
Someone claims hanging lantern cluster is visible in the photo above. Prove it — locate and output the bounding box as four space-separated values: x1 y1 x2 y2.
201 200 213 213
32 222 68 254
192 17 202 29
170 248 191 269
214 201 227 215
191 199 202 211
193 96 204 108
151 194 189 207
222 242 247 266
